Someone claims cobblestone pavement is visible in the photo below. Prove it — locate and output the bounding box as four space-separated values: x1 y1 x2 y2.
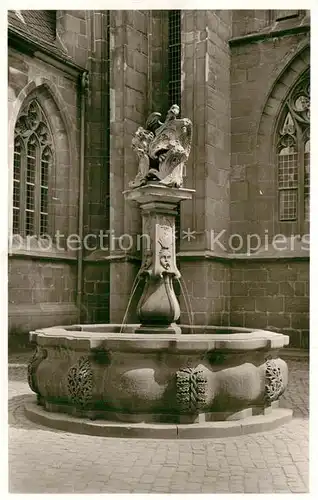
8 357 309 494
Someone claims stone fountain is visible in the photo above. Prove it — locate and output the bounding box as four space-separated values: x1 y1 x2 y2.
25 105 292 438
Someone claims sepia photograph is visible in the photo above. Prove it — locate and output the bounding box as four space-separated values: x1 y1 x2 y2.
6 3 311 494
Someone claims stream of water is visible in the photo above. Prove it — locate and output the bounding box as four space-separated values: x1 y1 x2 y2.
119 273 142 333
176 276 194 334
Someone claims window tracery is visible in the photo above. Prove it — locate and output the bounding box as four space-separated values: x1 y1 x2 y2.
13 99 53 236
276 72 310 225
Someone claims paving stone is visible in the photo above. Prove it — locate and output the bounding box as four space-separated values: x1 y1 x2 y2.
202 485 217 492
184 482 202 491
139 474 156 484
151 485 169 492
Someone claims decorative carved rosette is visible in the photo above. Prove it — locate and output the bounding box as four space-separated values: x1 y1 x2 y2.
67 356 94 407
176 367 207 413
264 359 284 403
27 346 48 394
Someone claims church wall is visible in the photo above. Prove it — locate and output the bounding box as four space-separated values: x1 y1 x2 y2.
230 260 309 348
8 45 81 347
229 11 310 347
178 10 232 326
80 11 111 324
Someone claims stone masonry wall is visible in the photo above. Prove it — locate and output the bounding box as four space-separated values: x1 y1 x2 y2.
230 260 309 348
230 13 310 243
231 10 269 38
229 11 309 348
179 260 231 327
81 11 111 324
8 259 77 345
181 10 232 247
179 10 232 325
8 10 113 337
108 10 150 323
56 10 90 68
8 35 82 344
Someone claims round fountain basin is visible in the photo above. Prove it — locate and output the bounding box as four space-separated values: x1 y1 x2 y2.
25 324 292 438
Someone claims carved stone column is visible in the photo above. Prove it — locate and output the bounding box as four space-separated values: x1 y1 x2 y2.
124 184 194 334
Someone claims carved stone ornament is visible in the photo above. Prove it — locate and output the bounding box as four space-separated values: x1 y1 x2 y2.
138 217 180 280
139 250 153 276
129 104 193 189
176 367 207 413
15 100 53 147
264 359 284 402
155 222 179 278
27 346 48 394
288 73 310 125
277 72 310 154
67 356 94 407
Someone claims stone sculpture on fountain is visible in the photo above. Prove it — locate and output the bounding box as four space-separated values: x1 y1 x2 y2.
129 104 192 189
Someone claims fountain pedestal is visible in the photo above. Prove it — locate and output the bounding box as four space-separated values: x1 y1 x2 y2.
124 184 194 334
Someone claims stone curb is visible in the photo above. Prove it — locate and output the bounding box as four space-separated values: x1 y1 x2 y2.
280 348 309 359
24 398 293 439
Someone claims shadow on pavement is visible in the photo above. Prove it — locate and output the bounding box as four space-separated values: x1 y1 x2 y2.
8 394 66 433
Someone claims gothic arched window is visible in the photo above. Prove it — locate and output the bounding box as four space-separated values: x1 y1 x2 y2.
276 72 310 227
13 100 53 237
